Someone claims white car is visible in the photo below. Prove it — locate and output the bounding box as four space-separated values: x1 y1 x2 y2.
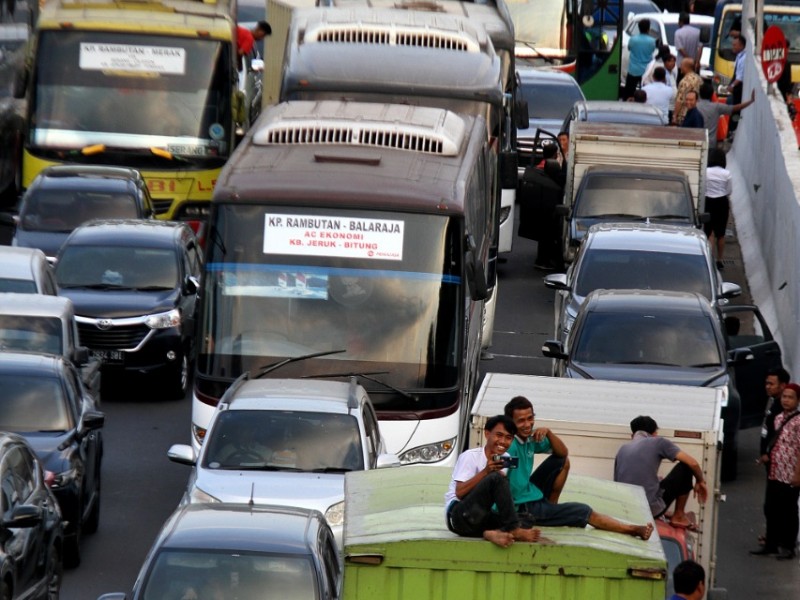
621 12 714 81
168 377 399 549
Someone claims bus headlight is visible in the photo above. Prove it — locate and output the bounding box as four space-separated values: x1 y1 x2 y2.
398 438 457 465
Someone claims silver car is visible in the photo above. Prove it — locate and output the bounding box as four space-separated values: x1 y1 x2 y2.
168 377 399 549
544 223 742 343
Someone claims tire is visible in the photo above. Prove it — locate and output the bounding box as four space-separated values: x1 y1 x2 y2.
83 475 101 535
63 521 81 569
44 544 63 600
164 353 189 399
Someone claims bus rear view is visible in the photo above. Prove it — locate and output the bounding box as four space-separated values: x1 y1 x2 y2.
193 101 494 466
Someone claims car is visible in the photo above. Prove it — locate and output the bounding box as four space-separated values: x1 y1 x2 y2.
0 431 64 599
541 289 749 480
96 503 342 600
0 292 102 399
0 352 104 567
621 12 714 81
0 246 57 294
561 99 668 132
624 0 662 20
544 223 742 342
516 67 585 170
13 165 156 261
167 377 400 548
54 220 202 398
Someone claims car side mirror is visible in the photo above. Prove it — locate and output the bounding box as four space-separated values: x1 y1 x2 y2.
73 346 90 367
542 339 567 360
720 282 742 299
2 505 43 530
728 347 754 364
544 273 569 290
80 410 105 433
185 276 199 295
167 443 197 466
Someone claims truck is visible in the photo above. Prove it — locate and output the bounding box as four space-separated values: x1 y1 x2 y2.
343 467 667 599
470 373 725 598
559 122 709 262
0 292 101 399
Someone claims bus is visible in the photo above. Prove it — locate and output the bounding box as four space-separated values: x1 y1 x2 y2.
23 0 242 224
192 101 495 467
711 1 800 94
509 0 624 100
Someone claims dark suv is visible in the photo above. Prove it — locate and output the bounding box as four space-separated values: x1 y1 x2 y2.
55 220 202 398
13 165 155 260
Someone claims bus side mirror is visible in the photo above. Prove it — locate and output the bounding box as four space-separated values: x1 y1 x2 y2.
499 150 518 189
465 234 488 301
516 99 529 129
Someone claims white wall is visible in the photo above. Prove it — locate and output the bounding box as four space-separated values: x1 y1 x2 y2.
729 16 800 378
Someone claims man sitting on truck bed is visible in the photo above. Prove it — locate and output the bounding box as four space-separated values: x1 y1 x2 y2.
504 397 654 540
445 416 541 548
614 415 708 529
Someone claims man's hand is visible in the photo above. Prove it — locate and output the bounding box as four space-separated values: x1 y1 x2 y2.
531 428 550 443
757 453 770 465
791 473 800 488
485 455 506 474
693 480 709 504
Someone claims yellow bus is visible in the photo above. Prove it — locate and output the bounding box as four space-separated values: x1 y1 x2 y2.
23 0 243 224
712 1 800 93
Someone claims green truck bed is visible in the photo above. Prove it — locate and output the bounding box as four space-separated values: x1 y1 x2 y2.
344 467 666 599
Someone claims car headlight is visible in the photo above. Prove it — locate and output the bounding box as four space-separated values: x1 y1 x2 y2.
51 467 78 489
325 501 345 527
145 309 181 330
188 487 221 504
398 438 457 465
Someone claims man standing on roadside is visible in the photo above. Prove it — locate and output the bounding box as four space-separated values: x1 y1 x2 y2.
697 81 755 148
625 18 657 100
759 367 792 464
643 66 675 120
727 35 747 134
673 58 702 125
681 91 704 128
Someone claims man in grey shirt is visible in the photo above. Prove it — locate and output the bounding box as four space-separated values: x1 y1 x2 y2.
697 81 755 148
614 415 708 528
674 12 702 71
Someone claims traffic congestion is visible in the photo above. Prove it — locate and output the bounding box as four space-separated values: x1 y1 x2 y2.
0 0 799 598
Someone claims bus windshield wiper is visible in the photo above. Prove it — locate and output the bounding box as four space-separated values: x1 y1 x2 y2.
516 40 554 63
254 349 347 378
303 370 417 401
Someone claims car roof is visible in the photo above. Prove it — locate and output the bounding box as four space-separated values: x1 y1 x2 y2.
0 246 48 280
632 12 715 25
0 292 73 318
60 219 189 248
584 289 714 316
584 223 709 255
227 378 361 413
0 351 65 376
159 503 322 554
517 67 581 86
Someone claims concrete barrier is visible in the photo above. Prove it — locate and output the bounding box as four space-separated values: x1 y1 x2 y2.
729 20 800 378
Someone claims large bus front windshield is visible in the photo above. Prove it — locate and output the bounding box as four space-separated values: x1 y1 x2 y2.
198 205 463 410
31 31 233 164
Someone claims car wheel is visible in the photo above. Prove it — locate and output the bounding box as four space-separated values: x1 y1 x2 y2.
164 353 189 400
45 544 63 600
84 475 101 535
63 521 81 569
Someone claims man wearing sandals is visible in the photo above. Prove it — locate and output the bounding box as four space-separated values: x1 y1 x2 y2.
614 415 708 528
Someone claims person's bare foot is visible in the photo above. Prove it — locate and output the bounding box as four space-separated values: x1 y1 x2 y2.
512 527 541 542
634 523 654 540
484 529 514 547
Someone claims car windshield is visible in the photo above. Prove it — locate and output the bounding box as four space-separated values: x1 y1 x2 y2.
203 409 363 472
21 189 139 232
56 245 177 290
0 375 71 432
142 550 318 600
0 278 37 294
520 79 584 119
573 312 722 367
0 316 62 355
574 249 713 299
575 176 691 219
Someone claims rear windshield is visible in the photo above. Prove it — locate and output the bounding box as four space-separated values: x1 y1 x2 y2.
0 315 62 355
0 375 71 432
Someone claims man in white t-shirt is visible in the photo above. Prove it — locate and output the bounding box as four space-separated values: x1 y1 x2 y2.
642 66 675 120
444 415 541 547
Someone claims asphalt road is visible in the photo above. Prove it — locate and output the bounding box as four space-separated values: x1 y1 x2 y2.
31 220 800 599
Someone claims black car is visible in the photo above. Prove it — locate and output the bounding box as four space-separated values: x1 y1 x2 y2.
55 220 202 398
0 431 63 599
542 290 781 481
97 503 342 600
13 165 156 260
0 353 102 568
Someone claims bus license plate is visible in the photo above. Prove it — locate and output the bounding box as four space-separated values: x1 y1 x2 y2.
90 349 124 364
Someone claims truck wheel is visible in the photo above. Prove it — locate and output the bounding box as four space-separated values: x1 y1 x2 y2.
721 443 738 482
